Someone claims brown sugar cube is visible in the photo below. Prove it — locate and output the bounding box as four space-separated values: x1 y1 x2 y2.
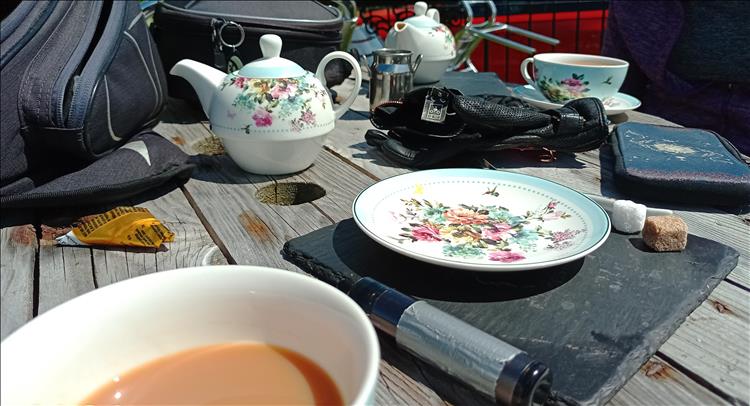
642 215 688 252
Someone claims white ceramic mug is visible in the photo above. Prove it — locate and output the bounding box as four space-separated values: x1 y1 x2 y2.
1 266 380 405
520 53 629 103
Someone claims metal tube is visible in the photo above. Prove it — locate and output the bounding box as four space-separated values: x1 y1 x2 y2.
348 277 553 406
503 24 560 46
469 27 537 55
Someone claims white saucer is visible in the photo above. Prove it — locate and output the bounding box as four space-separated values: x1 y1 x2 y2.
352 169 611 272
512 84 641 116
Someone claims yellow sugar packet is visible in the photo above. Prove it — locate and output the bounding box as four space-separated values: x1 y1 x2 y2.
56 207 174 248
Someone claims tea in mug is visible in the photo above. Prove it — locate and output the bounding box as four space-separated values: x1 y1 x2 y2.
82 342 343 405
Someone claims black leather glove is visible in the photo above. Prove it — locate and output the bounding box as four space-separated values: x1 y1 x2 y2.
365 128 482 168
367 87 608 168
453 94 609 152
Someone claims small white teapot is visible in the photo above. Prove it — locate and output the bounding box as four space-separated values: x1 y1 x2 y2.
170 34 362 175
385 1 456 84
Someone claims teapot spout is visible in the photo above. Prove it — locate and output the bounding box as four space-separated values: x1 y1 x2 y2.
169 59 225 118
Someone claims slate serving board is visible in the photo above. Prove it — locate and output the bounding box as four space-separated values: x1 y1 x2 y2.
283 219 739 405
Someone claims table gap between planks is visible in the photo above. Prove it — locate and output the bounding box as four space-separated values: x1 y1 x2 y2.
1 78 748 405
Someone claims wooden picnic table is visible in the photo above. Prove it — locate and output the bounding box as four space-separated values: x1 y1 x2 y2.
1 75 748 406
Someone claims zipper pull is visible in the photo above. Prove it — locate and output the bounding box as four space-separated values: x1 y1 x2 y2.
211 18 227 72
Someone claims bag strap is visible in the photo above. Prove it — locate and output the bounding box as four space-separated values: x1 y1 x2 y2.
1 131 194 208
19 1 102 130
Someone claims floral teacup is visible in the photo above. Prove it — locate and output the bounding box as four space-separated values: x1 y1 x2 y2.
520 53 628 104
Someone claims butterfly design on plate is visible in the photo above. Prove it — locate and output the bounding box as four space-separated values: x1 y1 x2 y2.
483 185 499 197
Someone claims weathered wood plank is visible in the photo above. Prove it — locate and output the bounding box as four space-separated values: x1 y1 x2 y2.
148 189 228 271
658 282 750 403
296 149 377 216
677 211 750 288
375 354 448 406
0 225 37 340
156 110 334 272
608 355 728 406
325 118 409 180
37 242 95 315
92 187 228 287
183 166 314 272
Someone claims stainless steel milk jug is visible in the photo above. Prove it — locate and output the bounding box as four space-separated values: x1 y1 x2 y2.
365 49 422 111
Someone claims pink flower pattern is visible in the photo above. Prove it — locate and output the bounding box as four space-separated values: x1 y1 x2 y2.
537 73 592 103
488 251 526 263
251 109 272 127
233 77 247 88
301 110 315 125
270 81 297 99
411 225 442 242
395 193 583 263
220 73 327 132
481 223 512 241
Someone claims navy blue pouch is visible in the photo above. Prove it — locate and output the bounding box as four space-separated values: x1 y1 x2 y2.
610 122 750 207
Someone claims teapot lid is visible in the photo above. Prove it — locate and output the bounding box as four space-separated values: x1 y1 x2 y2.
403 2 439 28
237 34 306 78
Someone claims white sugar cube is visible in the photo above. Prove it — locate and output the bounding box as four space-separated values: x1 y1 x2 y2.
611 199 647 233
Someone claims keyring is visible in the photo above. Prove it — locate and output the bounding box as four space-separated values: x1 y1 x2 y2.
219 21 244 49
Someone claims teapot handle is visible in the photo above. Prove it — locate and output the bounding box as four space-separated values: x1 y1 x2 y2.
315 51 363 120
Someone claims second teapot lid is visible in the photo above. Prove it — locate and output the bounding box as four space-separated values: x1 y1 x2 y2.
403 1 439 28
237 34 306 78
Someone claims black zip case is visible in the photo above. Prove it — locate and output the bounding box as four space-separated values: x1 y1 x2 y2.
152 0 348 104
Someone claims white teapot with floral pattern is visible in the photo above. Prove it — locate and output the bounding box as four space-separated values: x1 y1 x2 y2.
385 1 456 84
170 34 362 175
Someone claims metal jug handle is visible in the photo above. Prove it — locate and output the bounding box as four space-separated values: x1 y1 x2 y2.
356 48 372 75
350 48 368 71
412 54 423 73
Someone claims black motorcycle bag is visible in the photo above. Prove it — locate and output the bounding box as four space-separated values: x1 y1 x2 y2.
2 0 167 162
152 0 347 104
1 1 191 209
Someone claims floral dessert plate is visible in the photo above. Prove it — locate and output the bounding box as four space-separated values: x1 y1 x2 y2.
352 169 610 271
512 84 641 116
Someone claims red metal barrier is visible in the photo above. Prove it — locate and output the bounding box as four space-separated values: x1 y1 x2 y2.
360 6 608 83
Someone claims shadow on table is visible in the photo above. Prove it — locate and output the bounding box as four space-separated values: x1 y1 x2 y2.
339 109 370 120
187 154 303 185
477 149 587 170
349 141 406 170
350 143 589 173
